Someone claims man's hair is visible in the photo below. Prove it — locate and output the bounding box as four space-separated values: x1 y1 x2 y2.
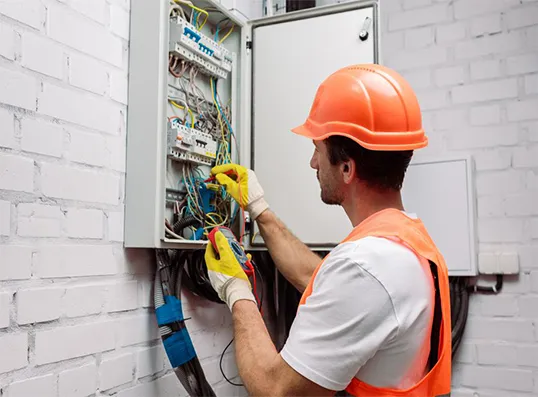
325 136 413 191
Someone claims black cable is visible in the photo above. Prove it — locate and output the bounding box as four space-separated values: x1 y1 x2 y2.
468 274 503 294
219 259 265 387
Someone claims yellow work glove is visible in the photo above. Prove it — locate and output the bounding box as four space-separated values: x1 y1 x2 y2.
204 231 256 310
211 164 269 220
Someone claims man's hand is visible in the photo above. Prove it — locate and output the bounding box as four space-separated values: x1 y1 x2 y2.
211 164 269 220
204 231 256 310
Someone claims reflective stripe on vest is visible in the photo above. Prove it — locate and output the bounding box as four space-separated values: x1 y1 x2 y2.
298 209 452 397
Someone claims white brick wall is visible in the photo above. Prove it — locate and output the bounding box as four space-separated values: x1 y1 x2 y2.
378 0 538 394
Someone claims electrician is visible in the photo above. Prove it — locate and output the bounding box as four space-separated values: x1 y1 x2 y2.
204 64 452 397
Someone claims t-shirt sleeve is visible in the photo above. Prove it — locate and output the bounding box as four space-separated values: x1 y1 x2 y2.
280 249 400 391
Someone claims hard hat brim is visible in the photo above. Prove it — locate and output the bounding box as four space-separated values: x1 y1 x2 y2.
291 122 428 151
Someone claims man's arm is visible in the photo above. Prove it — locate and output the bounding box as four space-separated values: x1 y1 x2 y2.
232 300 335 397
256 209 322 292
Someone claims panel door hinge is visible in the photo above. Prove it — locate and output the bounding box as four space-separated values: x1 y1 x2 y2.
246 40 253 50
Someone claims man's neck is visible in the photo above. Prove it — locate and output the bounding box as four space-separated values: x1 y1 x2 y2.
342 185 405 227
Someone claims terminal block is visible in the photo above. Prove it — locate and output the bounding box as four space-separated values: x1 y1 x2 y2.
167 122 218 166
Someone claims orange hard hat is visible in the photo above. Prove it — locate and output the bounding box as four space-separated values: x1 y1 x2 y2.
292 64 428 151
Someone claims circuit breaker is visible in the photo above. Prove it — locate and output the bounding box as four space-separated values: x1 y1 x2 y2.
124 0 380 250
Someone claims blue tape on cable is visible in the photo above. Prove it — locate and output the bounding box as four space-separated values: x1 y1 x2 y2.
155 296 184 327
164 328 197 368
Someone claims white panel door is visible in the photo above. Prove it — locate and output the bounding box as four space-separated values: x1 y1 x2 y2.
251 3 376 246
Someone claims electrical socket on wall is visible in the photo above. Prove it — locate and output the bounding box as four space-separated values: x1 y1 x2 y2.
478 252 519 275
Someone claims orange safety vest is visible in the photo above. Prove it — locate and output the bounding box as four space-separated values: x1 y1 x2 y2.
299 209 452 397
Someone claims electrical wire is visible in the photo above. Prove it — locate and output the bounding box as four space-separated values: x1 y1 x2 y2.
173 0 209 30
218 24 234 44
170 99 195 126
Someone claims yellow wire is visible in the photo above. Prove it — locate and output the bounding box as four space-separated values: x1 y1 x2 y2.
210 79 231 164
173 0 209 30
219 25 234 44
170 100 195 126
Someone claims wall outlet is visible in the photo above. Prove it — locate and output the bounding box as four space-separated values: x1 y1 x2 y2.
478 252 519 275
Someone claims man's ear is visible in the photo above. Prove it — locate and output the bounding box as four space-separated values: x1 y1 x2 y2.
342 160 355 184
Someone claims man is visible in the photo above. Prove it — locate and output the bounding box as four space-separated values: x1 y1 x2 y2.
205 64 451 397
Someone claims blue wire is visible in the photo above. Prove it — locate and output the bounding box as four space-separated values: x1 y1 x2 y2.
192 11 198 27
212 78 234 155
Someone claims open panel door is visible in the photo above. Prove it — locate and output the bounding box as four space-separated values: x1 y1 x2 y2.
249 1 379 247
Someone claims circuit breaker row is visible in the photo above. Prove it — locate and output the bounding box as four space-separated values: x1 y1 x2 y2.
169 17 233 79
167 121 218 166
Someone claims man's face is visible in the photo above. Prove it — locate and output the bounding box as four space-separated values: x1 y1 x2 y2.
310 140 345 205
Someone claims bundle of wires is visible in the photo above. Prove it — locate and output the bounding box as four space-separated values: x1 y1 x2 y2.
154 249 216 396
449 277 469 358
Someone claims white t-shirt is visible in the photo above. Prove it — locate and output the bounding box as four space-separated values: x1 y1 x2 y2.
280 235 435 391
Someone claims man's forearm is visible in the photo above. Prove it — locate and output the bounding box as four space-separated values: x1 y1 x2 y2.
256 210 321 292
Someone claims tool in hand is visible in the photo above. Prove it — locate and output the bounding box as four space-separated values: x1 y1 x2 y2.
204 170 235 183
208 226 254 277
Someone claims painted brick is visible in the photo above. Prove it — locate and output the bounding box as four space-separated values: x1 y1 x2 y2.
63 0 107 24
0 292 10 328
0 333 28 374
116 314 159 347
21 32 64 79
110 4 130 39
138 278 154 308
513 146 538 168
389 3 449 30
136 345 166 378
67 129 107 167
531 218 538 238
59 363 97 397
507 54 538 75
466 317 535 341
114 374 181 397
382 32 404 53
455 32 523 59
106 213 122 244
69 53 108 95
516 345 538 367
0 200 10 236
106 280 138 312
36 323 114 365
473 149 511 171
479 295 518 316
460 365 533 392
531 271 538 292
386 47 447 70
17 287 63 325
0 246 32 280
48 5 123 67
0 24 15 60
17 203 63 237
99 353 134 390
405 26 434 49
7 374 55 397
518 296 538 318
447 125 518 150
415 90 448 110
110 69 128 104
470 14 502 37
508 99 538 122
506 5 538 29
478 218 524 243
106 135 126 172
454 0 517 19
519 246 538 270
477 343 517 366
436 22 466 43
470 59 501 81
477 196 503 217
35 245 117 278
63 284 106 318
39 83 121 135
470 104 501 126
66 208 103 239
0 0 45 29
454 342 475 364
433 108 467 130
403 0 432 9
21 118 64 158
0 107 15 149
0 153 34 193
434 66 465 87
525 74 538 94
503 274 531 294
476 170 524 195
0 66 36 110
452 79 518 103
41 163 119 205
401 69 432 90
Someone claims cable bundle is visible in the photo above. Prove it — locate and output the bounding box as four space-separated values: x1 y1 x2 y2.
449 277 469 357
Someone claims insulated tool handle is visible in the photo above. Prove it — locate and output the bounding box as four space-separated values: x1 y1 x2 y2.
204 170 235 183
208 227 253 276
